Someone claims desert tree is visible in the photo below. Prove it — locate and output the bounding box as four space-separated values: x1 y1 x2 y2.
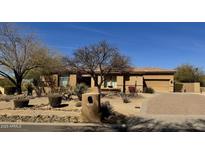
25 49 64 96
66 40 129 105
0 23 51 94
175 64 204 85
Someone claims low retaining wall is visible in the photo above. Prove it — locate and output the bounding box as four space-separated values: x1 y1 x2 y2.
182 82 200 93
201 87 205 93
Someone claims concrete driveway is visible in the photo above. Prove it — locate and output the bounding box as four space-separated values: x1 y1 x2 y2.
142 93 205 115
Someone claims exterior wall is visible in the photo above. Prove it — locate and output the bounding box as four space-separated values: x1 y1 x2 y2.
169 76 174 92
136 76 143 92
116 75 123 92
91 77 95 87
201 87 205 93
0 86 4 94
143 75 174 80
47 71 175 93
70 74 77 88
125 75 137 93
98 76 102 88
182 82 200 93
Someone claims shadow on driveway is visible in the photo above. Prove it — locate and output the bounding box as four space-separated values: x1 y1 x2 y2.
126 116 205 132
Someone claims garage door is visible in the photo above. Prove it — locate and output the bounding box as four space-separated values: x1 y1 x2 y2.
144 79 170 92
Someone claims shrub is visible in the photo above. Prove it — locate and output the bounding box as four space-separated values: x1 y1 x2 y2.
119 92 130 103
32 78 44 97
25 83 33 96
74 83 88 101
48 93 62 107
4 86 16 95
143 87 154 93
75 101 82 107
59 86 73 100
13 98 29 108
128 86 136 93
174 83 183 92
101 101 113 119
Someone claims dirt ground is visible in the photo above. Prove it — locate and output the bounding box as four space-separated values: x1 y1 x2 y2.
0 93 155 117
2 93 205 131
2 92 205 125
0 96 81 117
102 93 156 116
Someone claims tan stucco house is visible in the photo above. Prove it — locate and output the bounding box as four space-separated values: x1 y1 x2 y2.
43 67 176 93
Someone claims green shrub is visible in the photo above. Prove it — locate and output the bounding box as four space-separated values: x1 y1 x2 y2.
143 87 155 93
48 93 62 107
74 83 88 101
13 98 29 108
174 83 183 92
25 83 33 96
119 92 130 103
4 86 16 95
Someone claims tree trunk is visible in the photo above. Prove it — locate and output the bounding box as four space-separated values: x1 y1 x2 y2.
97 85 101 112
16 77 22 94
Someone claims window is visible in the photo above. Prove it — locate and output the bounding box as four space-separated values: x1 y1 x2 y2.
59 76 69 87
104 76 117 88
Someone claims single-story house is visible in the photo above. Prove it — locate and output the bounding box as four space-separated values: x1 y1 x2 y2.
42 67 176 93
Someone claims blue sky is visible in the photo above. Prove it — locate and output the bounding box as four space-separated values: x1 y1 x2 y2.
17 22 205 70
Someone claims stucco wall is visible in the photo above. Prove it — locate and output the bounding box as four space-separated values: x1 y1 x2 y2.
70 74 77 88
0 86 4 94
136 76 143 92
116 75 123 92
182 82 200 93
125 75 137 93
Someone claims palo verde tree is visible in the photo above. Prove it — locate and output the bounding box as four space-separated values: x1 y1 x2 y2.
66 40 130 105
0 23 50 94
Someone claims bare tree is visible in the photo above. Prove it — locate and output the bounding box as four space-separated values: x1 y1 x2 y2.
0 23 47 94
66 41 129 105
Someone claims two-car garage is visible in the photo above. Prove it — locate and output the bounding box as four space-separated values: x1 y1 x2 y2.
144 79 171 92
143 75 174 92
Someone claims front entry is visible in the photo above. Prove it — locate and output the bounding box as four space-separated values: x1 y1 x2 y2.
77 76 91 87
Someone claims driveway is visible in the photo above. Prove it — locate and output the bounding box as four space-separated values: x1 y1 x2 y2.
142 93 205 115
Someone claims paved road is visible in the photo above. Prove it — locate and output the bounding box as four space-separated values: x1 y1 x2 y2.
0 123 127 132
143 93 205 115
